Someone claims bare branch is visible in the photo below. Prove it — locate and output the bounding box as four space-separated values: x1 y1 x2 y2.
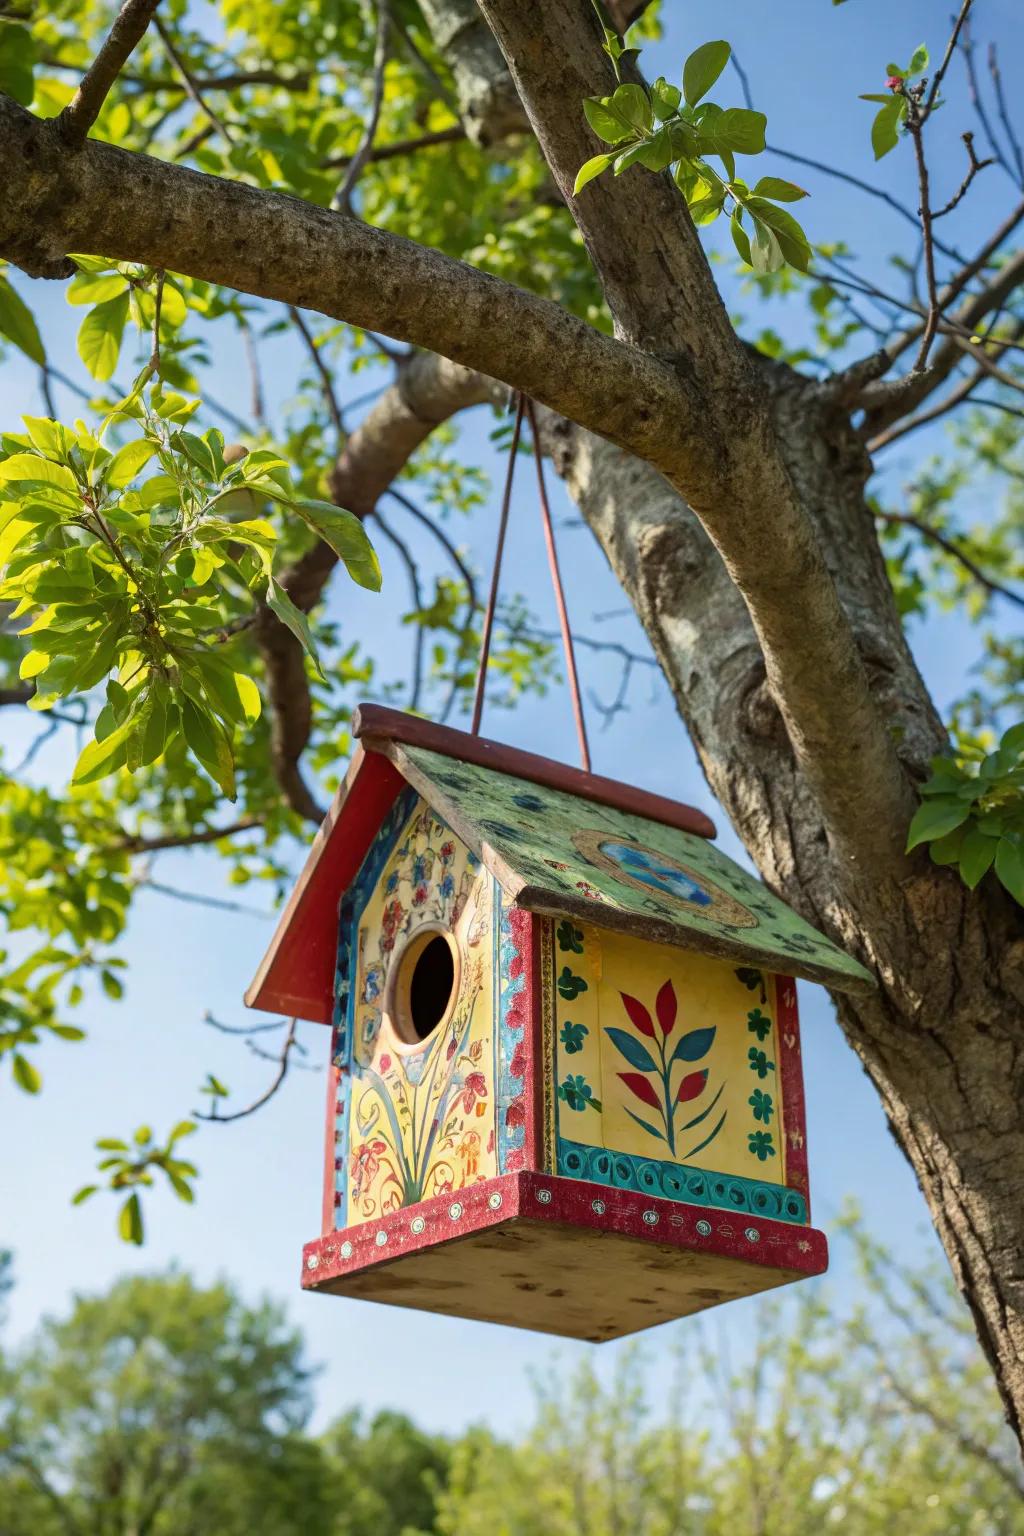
136 878 273 915
289 306 344 443
867 365 987 451
333 0 390 214
194 1017 301 1121
54 0 163 147
934 133 993 219
987 41 1024 191
924 0 974 116
45 55 313 95
153 16 235 146
369 509 425 711
114 818 261 853
322 124 465 171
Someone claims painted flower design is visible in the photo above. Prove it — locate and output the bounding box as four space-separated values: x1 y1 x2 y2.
350 1138 388 1200
748 1047 775 1079
412 883 429 907
600 840 712 906
460 1070 488 1115
558 1073 602 1112
440 840 456 863
544 858 569 871
439 873 455 901
749 1088 774 1123
575 880 609 902
747 1008 772 1042
385 871 400 894
560 1020 588 1054
381 898 404 951
557 967 588 1000
748 1130 776 1161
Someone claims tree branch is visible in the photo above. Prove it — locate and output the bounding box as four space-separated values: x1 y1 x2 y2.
332 0 390 214
876 511 1024 611
54 0 163 147
114 818 261 853
194 1017 301 1121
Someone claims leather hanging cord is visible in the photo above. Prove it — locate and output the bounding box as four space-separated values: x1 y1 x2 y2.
524 397 592 773
470 392 526 736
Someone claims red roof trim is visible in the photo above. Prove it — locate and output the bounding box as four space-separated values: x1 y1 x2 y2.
352 704 716 841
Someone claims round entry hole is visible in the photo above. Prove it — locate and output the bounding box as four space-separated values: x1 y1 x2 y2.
389 928 459 1045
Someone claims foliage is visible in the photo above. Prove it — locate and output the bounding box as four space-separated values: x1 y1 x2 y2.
576 39 812 275
2 1223 1022 1532
71 1118 199 1244
908 722 1024 902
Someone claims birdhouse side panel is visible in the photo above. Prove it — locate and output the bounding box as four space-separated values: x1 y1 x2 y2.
332 795 499 1228
553 920 810 1225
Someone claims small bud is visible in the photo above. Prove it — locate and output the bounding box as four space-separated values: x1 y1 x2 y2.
223 442 249 464
885 75 903 91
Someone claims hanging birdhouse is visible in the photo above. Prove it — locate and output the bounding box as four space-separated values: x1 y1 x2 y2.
246 704 873 1341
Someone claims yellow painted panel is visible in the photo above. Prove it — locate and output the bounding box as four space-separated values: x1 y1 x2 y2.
345 800 497 1225
554 923 786 1182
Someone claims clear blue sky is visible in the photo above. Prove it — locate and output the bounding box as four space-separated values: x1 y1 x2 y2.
2 0 1021 1434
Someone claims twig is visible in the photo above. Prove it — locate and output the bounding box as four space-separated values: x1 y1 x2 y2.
44 56 313 94
114 817 261 853
323 125 464 171
194 1017 300 1121
38 364 58 417
924 0 974 117
239 315 266 430
904 88 941 370
149 268 164 372
877 511 1024 610
959 17 1011 182
137 878 273 915
369 508 425 712
153 16 235 145
204 1010 290 1036
289 306 344 444
867 366 987 451
333 0 390 215
55 0 163 146
933 133 993 219
988 41 1024 190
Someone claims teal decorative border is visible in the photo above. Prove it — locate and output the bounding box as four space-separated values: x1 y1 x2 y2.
556 1138 808 1224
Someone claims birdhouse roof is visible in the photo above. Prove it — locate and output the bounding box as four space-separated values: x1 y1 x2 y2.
245 705 873 1023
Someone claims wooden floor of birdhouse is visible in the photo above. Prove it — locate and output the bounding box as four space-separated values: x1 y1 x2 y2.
301 1173 827 1341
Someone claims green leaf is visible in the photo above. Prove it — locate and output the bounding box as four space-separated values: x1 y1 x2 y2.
291 499 381 590
871 96 906 160
0 21 37 106
907 797 970 851
683 40 731 107
0 273 45 365
12 1052 41 1093
118 1191 144 1246
695 105 767 158
751 177 809 202
71 1184 99 1205
104 439 156 488
744 199 812 272
730 211 752 266
66 271 130 307
191 651 261 727
134 1123 153 1145
908 43 929 77
72 700 144 785
607 83 652 133
994 838 1024 906
181 695 236 799
77 293 129 382
101 969 125 1000
651 76 682 121
169 1119 198 1142
0 453 78 492
751 218 785 274
266 576 325 681
958 826 998 890
583 95 635 145
574 152 616 195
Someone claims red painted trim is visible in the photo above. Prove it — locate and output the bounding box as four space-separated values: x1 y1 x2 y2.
774 975 811 1216
353 703 717 840
301 1172 827 1294
514 907 544 1171
321 1056 341 1237
244 749 406 1023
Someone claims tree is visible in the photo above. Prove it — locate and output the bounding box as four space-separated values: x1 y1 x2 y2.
0 1270 329 1534
323 1409 451 1536
0 0 1022 1444
438 1219 1024 1534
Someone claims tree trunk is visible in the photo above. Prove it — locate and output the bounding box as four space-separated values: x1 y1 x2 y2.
543 367 1024 1442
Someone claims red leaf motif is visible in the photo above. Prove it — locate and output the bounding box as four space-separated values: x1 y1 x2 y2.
510 1041 527 1078
677 1069 708 1103
619 1072 661 1109
656 979 677 1036
505 1098 526 1129
620 992 655 1038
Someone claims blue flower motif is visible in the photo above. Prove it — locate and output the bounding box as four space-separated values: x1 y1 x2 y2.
598 840 712 906
440 873 455 900
385 871 400 894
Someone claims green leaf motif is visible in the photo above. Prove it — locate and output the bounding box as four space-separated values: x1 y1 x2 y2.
557 967 588 1000
604 1026 658 1073
555 919 584 954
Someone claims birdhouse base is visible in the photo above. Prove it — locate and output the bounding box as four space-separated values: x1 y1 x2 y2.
301 1173 827 1342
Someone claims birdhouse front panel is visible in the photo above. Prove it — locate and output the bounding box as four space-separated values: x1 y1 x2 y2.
332 789 506 1228
551 922 809 1225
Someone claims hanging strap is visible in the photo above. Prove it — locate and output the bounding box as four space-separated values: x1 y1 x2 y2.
470 391 591 774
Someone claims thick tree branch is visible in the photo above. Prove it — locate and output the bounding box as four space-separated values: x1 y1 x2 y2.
54 0 162 147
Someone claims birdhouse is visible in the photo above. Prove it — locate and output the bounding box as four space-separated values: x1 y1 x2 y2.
246 705 872 1341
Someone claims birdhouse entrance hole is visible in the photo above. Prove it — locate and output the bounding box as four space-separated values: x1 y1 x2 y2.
389 926 459 1045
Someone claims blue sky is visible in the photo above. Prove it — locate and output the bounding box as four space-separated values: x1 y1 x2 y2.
2 0 1022 1434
